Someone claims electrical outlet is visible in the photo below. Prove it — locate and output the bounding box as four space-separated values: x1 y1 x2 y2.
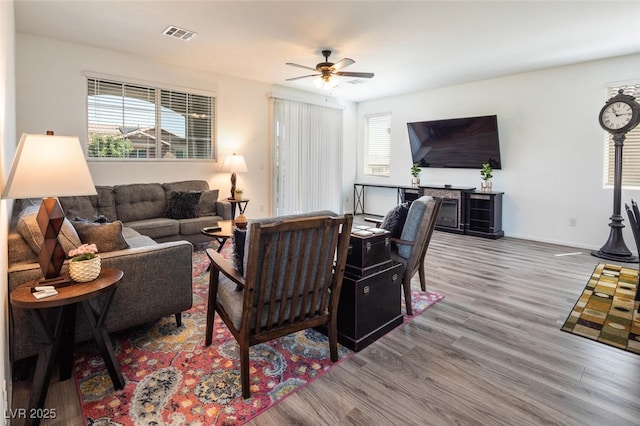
569 218 577 227
260 204 264 212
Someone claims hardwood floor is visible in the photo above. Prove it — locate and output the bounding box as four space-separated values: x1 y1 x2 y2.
11 224 640 425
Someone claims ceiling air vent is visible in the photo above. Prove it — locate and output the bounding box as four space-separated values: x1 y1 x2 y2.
163 26 197 41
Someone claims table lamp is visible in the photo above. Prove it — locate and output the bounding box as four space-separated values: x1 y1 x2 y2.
220 153 248 199
2 132 97 284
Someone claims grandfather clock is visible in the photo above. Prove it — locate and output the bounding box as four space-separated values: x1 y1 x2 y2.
592 89 640 262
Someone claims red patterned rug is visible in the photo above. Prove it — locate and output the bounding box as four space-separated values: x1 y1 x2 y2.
74 244 444 425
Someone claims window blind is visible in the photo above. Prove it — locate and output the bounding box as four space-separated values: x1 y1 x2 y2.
605 83 640 187
272 97 343 215
87 77 216 160
364 113 391 176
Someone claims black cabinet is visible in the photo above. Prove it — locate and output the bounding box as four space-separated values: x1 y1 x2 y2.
465 192 504 239
336 263 403 351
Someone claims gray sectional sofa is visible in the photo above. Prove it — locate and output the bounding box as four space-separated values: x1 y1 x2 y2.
7 180 230 364
59 180 232 245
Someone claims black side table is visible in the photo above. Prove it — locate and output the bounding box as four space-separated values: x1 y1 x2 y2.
10 268 125 426
226 198 249 218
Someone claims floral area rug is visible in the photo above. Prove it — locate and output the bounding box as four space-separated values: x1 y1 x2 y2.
75 244 444 425
561 263 640 355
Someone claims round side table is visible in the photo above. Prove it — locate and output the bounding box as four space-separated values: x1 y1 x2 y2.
10 268 125 426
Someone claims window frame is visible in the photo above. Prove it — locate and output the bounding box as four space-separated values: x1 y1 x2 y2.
604 83 640 188
363 112 392 177
85 74 217 162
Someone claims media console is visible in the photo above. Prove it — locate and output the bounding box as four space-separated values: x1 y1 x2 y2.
353 183 503 239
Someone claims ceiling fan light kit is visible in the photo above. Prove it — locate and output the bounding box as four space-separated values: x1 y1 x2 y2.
286 50 374 90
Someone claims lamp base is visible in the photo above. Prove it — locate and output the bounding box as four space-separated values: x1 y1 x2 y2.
37 197 67 280
37 272 72 287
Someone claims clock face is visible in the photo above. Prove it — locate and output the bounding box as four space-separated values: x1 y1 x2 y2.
601 101 634 131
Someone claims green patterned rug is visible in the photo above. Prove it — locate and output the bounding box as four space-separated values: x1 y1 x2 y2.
562 263 640 354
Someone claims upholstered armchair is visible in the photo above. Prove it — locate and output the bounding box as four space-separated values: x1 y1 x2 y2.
205 213 353 398
368 196 442 315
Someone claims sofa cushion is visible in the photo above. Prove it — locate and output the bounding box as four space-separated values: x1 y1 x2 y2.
72 220 130 253
162 180 210 193
165 191 201 219
198 190 219 216
95 186 118 221
114 183 167 222
59 195 96 221
125 218 180 239
17 205 81 256
59 186 117 222
177 216 224 236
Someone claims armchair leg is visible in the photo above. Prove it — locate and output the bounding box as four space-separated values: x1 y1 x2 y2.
328 322 339 362
403 281 413 316
419 266 427 292
175 313 182 327
240 344 251 399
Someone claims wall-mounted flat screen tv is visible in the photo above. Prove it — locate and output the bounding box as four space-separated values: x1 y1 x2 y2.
407 114 502 169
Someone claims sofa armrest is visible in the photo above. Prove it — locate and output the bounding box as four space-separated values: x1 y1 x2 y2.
8 240 194 362
216 200 232 220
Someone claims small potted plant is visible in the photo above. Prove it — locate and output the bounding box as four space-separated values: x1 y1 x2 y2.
410 163 422 187
68 243 101 282
234 189 244 200
480 163 493 193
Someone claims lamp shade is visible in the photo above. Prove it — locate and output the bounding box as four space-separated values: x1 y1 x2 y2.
220 153 248 173
2 133 97 199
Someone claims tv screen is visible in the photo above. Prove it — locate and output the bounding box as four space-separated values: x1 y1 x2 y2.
407 115 502 169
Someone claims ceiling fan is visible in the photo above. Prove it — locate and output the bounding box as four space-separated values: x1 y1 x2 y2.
286 50 374 89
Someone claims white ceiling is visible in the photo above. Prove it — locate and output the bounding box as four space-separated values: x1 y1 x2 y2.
14 0 640 102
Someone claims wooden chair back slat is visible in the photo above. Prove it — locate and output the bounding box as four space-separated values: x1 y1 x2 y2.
243 216 350 334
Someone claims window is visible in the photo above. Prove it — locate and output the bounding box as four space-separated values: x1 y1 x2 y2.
86 77 216 160
605 83 640 187
364 113 391 176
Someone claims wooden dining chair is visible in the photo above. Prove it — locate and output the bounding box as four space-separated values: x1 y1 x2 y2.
205 213 353 398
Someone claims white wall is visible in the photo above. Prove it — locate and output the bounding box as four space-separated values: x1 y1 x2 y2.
356 54 640 251
0 1 16 422
15 33 357 218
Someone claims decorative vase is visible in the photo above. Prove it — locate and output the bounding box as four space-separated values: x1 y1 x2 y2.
480 180 492 193
69 255 101 282
411 177 420 188
235 213 248 229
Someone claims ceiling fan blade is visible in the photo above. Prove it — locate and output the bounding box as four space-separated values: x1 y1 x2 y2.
286 74 320 81
286 62 317 72
331 58 355 71
335 71 374 78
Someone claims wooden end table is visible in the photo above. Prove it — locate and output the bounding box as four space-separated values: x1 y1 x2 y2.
226 198 249 219
201 220 236 253
10 268 125 426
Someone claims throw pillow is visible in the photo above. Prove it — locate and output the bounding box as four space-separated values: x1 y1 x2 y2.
17 204 81 256
198 189 219 216
380 202 410 239
165 191 202 219
72 220 130 253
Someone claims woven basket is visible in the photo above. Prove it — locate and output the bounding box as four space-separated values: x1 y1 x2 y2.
69 255 101 282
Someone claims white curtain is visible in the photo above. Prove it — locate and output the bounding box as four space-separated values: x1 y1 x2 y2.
272 97 343 215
